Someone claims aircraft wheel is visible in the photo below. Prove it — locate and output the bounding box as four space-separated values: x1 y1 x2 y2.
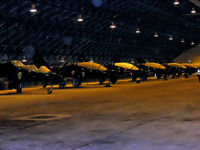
59 84 64 89
110 78 117 84
105 83 111 87
172 75 176 79
164 75 168 80
72 79 81 88
99 81 104 85
157 76 161 79
185 73 189 78
142 77 147 81
43 84 47 88
99 78 105 85
17 88 22 93
132 76 137 82
136 80 141 83
75 83 81 88
47 88 52 94
111 80 117 84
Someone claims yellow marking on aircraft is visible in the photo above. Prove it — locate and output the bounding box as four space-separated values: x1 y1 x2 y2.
77 62 107 71
167 63 186 69
144 63 166 69
114 62 139 71
182 63 198 69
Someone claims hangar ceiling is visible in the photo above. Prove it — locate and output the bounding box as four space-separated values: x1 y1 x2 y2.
0 0 200 64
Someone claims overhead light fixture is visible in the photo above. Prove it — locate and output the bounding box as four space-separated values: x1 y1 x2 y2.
60 57 65 63
181 38 185 43
173 0 180 6
191 41 195 45
77 15 84 22
136 28 140 34
191 8 196 14
154 32 159 38
110 22 116 29
30 4 37 14
169 36 173 41
22 56 27 63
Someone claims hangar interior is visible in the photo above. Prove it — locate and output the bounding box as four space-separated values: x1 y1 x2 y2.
1 0 200 150
0 0 200 64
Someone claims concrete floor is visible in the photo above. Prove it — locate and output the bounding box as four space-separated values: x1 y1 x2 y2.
0 77 200 150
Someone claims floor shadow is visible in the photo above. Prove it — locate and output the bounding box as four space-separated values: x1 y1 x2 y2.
0 92 19 96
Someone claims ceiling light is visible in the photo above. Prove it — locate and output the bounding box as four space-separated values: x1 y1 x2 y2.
30 4 37 13
136 28 140 34
169 36 173 41
154 32 159 38
77 15 83 22
22 56 27 63
60 57 65 63
173 0 180 6
191 8 196 14
191 41 195 45
181 38 185 43
110 22 116 29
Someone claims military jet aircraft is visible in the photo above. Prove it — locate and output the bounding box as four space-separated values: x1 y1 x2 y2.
0 60 65 93
104 62 139 83
137 62 166 81
164 63 186 79
53 61 108 87
0 61 23 93
181 63 198 78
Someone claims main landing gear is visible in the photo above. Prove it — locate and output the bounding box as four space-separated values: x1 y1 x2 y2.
47 85 53 94
16 83 22 93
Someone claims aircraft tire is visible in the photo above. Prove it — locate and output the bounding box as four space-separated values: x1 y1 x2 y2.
59 84 64 89
43 84 47 88
16 88 22 93
164 75 168 80
157 76 161 79
136 80 141 83
132 76 137 82
142 76 147 81
75 83 81 88
105 83 111 87
185 73 189 78
99 81 104 85
99 78 105 85
111 80 117 84
47 88 52 94
110 77 117 84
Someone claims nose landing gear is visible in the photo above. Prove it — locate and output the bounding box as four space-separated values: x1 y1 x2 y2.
16 84 22 93
47 88 52 94
47 84 53 94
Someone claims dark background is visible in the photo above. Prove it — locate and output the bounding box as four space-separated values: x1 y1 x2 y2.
0 0 199 65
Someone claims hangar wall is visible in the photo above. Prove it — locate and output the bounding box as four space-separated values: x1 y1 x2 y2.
174 45 200 63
